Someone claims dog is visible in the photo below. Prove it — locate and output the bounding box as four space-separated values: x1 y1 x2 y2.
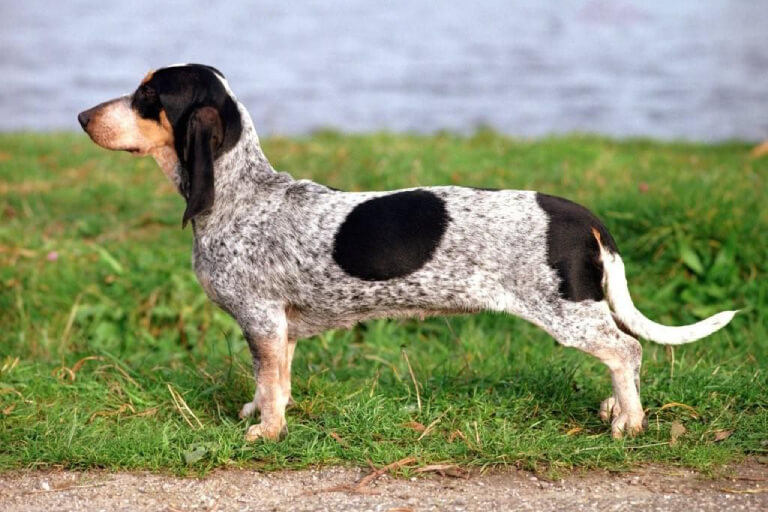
78 64 737 440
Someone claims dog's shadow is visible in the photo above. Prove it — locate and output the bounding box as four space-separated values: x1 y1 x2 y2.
204 353 609 433
421 364 608 422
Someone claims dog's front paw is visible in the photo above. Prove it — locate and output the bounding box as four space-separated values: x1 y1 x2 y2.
610 412 647 439
239 400 259 419
244 422 286 442
599 396 621 422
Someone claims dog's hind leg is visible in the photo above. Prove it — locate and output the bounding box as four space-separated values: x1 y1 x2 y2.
536 300 646 438
593 333 645 438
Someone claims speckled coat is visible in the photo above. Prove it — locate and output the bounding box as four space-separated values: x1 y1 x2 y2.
78 64 736 443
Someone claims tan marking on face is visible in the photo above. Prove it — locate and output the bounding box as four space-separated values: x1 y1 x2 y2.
82 96 181 187
136 109 173 149
133 109 180 187
140 70 154 85
145 110 180 183
84 99 173 155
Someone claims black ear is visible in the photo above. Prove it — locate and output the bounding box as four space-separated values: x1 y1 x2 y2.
181 106 223 228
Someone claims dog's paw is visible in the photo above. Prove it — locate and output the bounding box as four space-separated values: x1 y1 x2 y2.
244 422 287 442
239 400 259 419
598 396 621 423
610 412 647 439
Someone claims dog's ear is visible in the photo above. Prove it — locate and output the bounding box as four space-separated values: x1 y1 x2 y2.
181 106 223 228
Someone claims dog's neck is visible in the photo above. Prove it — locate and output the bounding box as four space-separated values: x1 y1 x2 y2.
176 104 294 233
151 101 281 190
213 109 278 189
150 145 183 189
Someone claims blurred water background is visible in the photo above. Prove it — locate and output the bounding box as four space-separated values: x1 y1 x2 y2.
1 0 766 140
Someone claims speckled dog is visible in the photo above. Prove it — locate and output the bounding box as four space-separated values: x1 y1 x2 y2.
78 64 737 440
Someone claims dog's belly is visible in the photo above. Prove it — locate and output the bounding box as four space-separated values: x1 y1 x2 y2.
285 258 558 340
286 303 478 340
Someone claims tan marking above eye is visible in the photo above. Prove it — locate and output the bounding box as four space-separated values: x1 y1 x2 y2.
591 226 602 245
140 70 155 85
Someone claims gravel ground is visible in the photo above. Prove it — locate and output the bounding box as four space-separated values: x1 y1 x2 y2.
1 462 766 512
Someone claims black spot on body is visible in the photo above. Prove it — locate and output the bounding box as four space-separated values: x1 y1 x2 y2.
333 190 450 281
535 193 619 302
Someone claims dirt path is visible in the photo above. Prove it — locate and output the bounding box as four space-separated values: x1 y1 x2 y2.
1 462 766 512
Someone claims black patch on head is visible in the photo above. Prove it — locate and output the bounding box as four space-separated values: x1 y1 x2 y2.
139 64 241 158
189 63 226 78
131 83 162 120
134 64 242 226
535 193 619 302
333 190 450 281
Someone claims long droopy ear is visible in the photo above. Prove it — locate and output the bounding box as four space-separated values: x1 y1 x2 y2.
181 106 223 228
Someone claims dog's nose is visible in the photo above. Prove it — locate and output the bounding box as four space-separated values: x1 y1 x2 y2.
77 110 91 129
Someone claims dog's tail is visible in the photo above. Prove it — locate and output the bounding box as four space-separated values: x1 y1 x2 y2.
593 228 737 345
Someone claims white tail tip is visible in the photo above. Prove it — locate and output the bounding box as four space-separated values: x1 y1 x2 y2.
599 243 738 345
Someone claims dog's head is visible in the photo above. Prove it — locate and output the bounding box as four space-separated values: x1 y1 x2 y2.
78 64 242 226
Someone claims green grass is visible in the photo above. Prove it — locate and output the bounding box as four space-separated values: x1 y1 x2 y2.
0 131 766 476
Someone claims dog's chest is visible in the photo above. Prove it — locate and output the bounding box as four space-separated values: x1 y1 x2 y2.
191 232 249 308
192 249 225 307
190 220 296 307
194 263 219 302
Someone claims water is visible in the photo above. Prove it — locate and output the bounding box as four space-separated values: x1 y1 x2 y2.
1 0 766 140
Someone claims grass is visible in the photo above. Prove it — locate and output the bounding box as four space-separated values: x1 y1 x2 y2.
0 131 766 476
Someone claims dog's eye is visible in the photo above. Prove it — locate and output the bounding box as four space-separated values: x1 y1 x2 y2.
132 84 162 119
138 84 157 100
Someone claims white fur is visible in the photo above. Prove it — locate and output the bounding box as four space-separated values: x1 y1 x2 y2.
599 244 738 345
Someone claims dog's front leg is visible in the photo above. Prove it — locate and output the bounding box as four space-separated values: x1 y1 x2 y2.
237 303 290 441
238 354 261 419
239 336 297 418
